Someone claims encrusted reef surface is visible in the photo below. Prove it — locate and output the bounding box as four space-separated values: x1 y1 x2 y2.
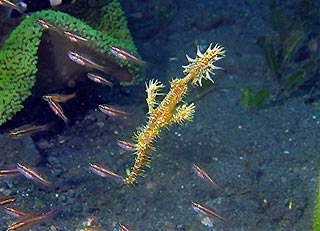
0 0 143 127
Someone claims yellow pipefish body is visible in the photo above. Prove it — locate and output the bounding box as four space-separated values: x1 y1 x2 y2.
124 44 225 184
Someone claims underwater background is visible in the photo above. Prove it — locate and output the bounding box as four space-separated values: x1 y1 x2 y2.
0 0 320 230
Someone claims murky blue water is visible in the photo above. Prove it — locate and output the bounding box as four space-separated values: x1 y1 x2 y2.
0 0 320 230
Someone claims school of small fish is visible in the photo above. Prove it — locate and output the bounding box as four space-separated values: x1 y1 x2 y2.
0 162 228 230
36 17 140 125
0 1 145 228
0 1 228 229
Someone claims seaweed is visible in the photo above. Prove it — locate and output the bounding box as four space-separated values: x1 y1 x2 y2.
257 36 279 76
241 87 270 109
249 0 320 109
284 70 305 93
283 30 305 62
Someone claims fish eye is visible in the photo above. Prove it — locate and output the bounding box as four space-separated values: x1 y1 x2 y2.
16 1 27 9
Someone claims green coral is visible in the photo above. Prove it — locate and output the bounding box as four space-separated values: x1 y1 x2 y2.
0 15 42 126
0 3 144 126
98 0 132 40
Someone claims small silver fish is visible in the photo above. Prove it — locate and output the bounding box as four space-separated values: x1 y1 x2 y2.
87 73 113 87
37 19 59 31
5 207 30 218
44 99 68 124
64 31 89 43
0 0 25 14
191 202 227 223
192 163 223 191
9 124 49 137
0 168 22 178
109 46 146 66
89 163 123 180
68 51 108 73
119 223 132 231
0 195 15 207
117 140 136 151
98 104 131 117
7 207 60 231
43 91 77 103
16 163 52 187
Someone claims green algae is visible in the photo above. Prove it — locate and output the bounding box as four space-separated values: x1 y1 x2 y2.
241 87 270 109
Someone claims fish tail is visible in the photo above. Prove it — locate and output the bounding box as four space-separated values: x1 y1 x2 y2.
96 65 110 75
42 207 60 222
